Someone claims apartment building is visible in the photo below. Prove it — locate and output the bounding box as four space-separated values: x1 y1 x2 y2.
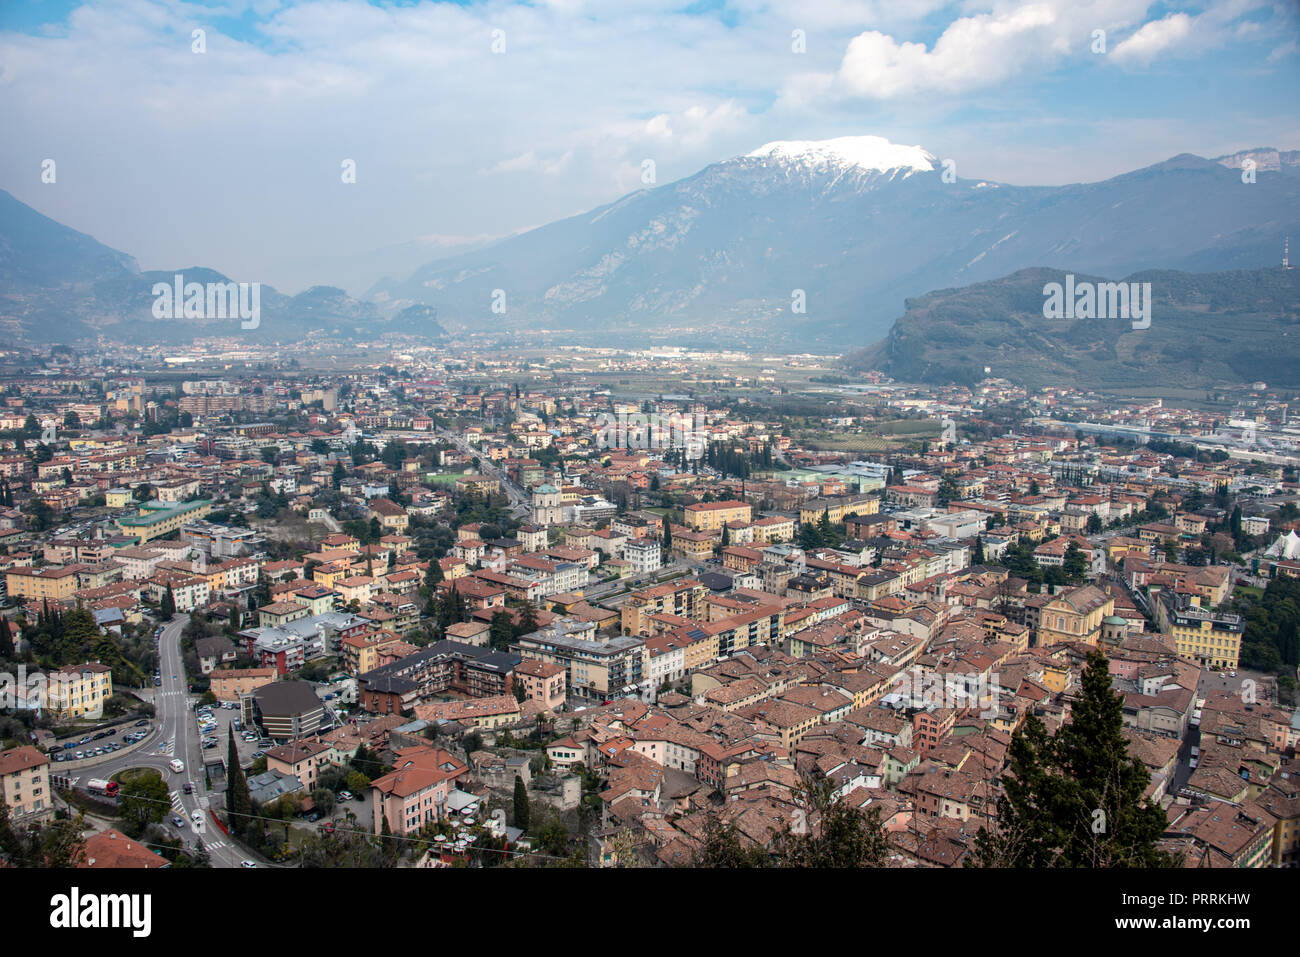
683 499 752 532
370 747 469 837
42 663 113 720
1156 589 1245 671
0 746 52 824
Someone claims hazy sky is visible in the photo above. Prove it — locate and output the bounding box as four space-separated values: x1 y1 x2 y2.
2 0 1298 295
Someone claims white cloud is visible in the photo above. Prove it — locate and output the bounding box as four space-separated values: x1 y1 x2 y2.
0 0 1289 294
1110 13 1194 64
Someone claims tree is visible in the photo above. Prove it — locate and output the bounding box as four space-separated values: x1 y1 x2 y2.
160 585 176 620
1086 513 1103 534
973 535 985 566
662 519 673 554
426 558 444 589
769 773 890 868
690 810 769 868
489 610 515 652
118 771 170 837
226 725 252 836
970 651 1176 868
0 800 87 867
513 776 530 831
515 601 539 637
1063 542 1087 583
311 789 337 816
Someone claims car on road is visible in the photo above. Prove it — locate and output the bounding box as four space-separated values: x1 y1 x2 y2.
134 719 149 727
171 815 186 828
240 860 257 868
169 759 185 773
183 783 193 794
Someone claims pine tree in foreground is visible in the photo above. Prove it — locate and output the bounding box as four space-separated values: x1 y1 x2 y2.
970 650 1177 868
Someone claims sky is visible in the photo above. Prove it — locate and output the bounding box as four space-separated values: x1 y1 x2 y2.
1 0 1298 295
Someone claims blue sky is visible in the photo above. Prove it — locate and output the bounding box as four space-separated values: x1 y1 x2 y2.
1 0 1297 294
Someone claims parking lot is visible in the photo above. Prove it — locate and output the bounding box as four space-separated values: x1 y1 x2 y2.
192 700 272 770
49 718 155 764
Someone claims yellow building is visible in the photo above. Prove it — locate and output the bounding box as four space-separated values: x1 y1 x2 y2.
799 494 880 526
42 663 113 719
683 499 752 532
116 499 212 543
1157 590 1244 671
620 579 707 636
209 667 277 701
105 488 134 508
1033 585 1113 648
6 565 81 602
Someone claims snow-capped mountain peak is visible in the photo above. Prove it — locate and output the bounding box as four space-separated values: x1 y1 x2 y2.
745 135 936 175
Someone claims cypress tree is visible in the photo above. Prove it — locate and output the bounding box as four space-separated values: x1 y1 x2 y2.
513 776 529 832
226 725 251 838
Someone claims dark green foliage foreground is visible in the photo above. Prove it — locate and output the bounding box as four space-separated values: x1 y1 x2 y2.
969 650 1176 867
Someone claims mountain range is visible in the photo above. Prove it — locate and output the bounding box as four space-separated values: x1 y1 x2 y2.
1 136 1298 350
843 265 1300 390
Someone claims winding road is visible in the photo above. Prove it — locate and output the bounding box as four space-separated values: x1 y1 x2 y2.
68 615 247 868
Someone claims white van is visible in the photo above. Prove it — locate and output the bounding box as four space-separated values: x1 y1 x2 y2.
170 759 185 773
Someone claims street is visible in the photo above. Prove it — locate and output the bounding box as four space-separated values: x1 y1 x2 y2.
67 615 248 868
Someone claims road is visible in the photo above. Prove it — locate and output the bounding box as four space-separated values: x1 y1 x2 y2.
436 428 530 513
68 615 247 868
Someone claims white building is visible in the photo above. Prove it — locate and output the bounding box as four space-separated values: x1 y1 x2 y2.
623 538 661 575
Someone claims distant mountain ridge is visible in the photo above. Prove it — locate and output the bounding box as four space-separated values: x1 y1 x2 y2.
843 265 1300 389
0 191 446 345
1 136 1298 347
369 138 1300 346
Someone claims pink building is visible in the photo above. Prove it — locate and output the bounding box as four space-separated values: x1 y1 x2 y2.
370 747 469 836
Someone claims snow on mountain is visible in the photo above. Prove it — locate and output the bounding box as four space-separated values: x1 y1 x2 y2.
745 135 936 176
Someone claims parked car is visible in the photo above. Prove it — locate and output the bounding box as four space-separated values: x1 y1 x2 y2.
337 790 353 802
134 719 149 727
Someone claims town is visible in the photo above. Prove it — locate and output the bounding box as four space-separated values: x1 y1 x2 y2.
0 341 1296 870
